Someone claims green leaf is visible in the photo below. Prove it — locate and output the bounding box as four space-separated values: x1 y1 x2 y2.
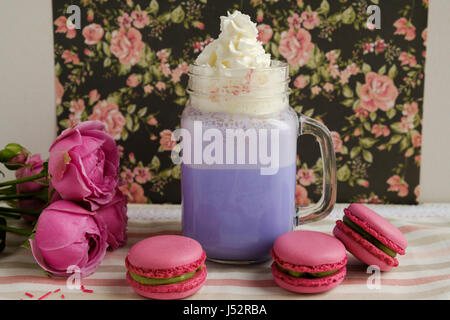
271 43 279 58
121 129 129 141
125 114 133 131
378 65 386 75
103 42 111 56
150 156 160 170
311 73 320 86
399 137 409 151
388 64 398 79
137 107 147 117
388 135 403 145
342 7 356 24
171 6 185 24
319 0 330 14
390 122 404 133
127 104 136 114
55 63 62 77
148 0 159 14
337 165 351 182
174 97 187 106
355 82 362 97
350 146 361 159
386 108 396 119
362 150 373 163
342 99 354 107
171 165 181 179
369 112 377 121
342 86 354 98
174 84 185 96
360 137 377 148
362 63 371 74
104 57 111 67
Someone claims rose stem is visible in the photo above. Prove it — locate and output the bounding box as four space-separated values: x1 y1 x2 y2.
0 224 32 236
0 171 46 187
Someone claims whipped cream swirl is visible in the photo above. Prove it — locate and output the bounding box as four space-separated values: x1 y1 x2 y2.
195 11 271 69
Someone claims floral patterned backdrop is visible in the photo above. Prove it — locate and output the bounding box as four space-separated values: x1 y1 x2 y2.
53 0 428 205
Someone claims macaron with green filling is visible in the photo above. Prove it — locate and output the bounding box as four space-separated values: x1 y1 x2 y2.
271 230 347 293
333 203 407 271
125 235 207 299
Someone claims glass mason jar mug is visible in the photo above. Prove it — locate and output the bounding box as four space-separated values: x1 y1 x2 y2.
179 61 337 263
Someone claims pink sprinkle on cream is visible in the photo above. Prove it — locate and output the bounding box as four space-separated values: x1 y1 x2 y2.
38 291 52 300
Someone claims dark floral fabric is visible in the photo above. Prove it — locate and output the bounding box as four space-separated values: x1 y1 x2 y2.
53 0 428 204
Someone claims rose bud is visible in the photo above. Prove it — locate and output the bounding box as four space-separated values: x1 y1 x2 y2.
48 120 120 211
0 143 29 170
15 154 48 220
97 189 128 250
30 200 108 278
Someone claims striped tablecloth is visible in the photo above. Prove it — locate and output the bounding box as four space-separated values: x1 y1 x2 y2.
1 204 450 300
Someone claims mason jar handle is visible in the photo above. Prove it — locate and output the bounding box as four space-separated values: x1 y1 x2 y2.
294 115 337 226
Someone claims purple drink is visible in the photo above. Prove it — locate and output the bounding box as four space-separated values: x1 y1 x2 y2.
181 164 296 262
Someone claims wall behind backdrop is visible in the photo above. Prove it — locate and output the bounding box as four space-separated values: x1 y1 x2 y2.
0 0 449 204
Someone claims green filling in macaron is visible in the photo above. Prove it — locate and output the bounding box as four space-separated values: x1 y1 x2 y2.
343 216 397 258
130 266 203 286
276 263 338 278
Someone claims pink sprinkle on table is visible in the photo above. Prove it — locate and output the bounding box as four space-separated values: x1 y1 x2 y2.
53 288 61 293
38 291 52 300
81 285 94 293
25 292 34 298
61 294 65 299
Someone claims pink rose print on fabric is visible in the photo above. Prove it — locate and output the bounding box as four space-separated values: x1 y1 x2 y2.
54 16 76 39
294 75 308 88
88 100 126 140
297 169 316 186
387 175 409 197
133 167 152 184
257 24 273 43
360 72 399 112
295 185 310 207
126 74 140 87
110 27 145 66
131 10 150 29
119 182 148 204
403 102 418 117
301 11 320 30
330 131 343 153
394 18 416 41
159 130 176 151
82 23 104 45
279 28 314 66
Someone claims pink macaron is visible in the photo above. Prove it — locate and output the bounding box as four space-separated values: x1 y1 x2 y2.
125 235 207 300
333 203 407 271
271 230 347 294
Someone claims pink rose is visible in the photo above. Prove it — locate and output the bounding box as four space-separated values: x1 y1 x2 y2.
403 102 418 117
89 100 126 140
69 99 85 116
133 167 151 184
16 154 46 195
118 13 132 28
297 169 315 186
147 116 158 125
97 189 128 250
159 129 176 151
131 10 150 29
414 185 420 200
411 132 422 147
257 24 273 43
82 23 104 45
360 72 399 112
126 74 140 87
48 121 120 211
119 182 148 204
324 82 334 93
301 11 320 30
311 86 322 95
398 52 417 66
144 85 154 94
55 77 64 106
54 16 76 39
371 124 390 138
110 27 144 66
295 185 310 207
156 81 166 91
330 131 343 153
387 175 409 197
89 89 101 103
279 28 314 66
294 75 308 89
394 18 416 41
30 200 108 278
